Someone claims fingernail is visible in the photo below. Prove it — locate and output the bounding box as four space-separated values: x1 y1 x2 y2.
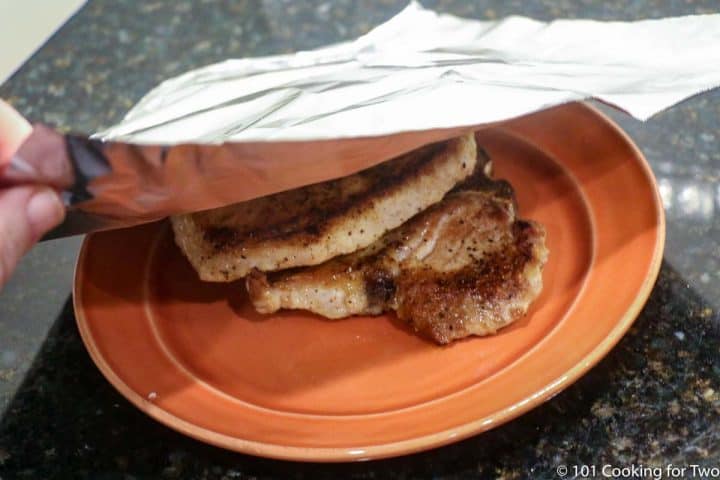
26 188 65 240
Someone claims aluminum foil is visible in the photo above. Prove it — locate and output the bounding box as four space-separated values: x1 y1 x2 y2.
14 1 720 237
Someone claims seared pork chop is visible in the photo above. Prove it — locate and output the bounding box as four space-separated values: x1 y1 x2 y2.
246 169 548 344
172 133 477 281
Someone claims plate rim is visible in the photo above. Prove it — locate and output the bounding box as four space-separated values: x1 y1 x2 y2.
73 101 665 462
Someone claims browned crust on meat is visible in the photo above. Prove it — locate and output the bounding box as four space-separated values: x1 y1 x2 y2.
244 159 548 345
394 220 547 344
202 144 444 250
172 133 478 281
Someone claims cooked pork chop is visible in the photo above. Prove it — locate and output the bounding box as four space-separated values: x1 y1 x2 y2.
246 170 548 344
172 133 477 281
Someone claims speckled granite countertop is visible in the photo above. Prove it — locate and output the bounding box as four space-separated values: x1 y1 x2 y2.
1 1 719 478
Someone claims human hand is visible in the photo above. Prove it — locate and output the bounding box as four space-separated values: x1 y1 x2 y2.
0 100 65 288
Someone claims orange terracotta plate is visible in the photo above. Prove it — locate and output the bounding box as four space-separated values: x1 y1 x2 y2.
74 102 664 462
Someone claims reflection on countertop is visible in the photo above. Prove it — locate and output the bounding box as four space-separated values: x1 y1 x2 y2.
658 174 716 223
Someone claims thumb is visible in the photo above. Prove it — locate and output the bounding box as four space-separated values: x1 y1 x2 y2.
0 186 65 288
0 100 32 164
